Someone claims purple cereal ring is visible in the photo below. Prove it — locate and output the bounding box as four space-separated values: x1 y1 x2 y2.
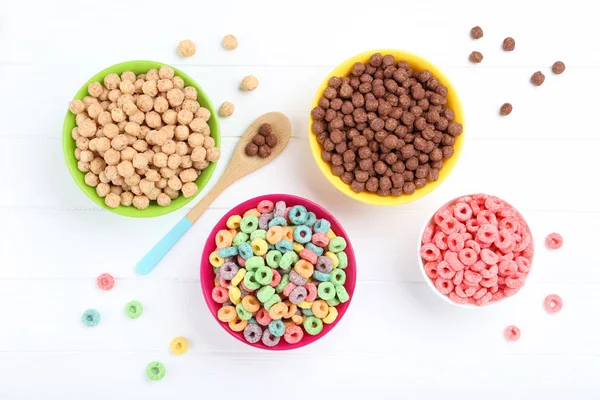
244 324 263 343
274 201 287 218
259 212 274 230
315 256 333 273
289 270 307 285
289 286 308 304
219 262 239 280
262 329 281 347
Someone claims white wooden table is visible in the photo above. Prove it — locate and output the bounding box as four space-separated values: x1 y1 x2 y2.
1 0 598 398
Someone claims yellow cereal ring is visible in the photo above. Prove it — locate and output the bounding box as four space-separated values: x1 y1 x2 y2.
242 295 260 313
215 229 233 249
243 208 260 217
282 300 297 319
226 215 242 229
293 242 304 253
266 226 284 244
228 286 241 305
231 268 246 287
217 305 237 322
294 259 314 279
325 251 339 268
292 314 303 325
228 317 247 332
283 226 294 242
214 278 220 286
326 229 336 240
209 251 225 267
170 337 189 355
322 306 339 324
268 302 289 320
298 300 313 309
312 300 329 319
251 238 268 256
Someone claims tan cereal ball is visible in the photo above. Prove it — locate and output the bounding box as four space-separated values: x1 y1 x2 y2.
146 111 162 128
157 79 174 93
104 148 121 166
132 153 148 169
167 154 182 169
206 147 221 162
156 192 171 206
125 173 141 187
153 97 169 113
168 176 183 191
164 187 180 200
133 195 150 210
204 136 215 149
119 79 135 95
104 73 121 90
222 34 238 50
97 111 112 126
180 168 198 183
96 182 111 198
117 160 135 177
87 103 103 120
111 134 129 151
121 146 137 161
160 167 176 179
177 109 194 125
191 146 207 162
167 89 185 107
78 119 97 138
110 185 123 196
240 75 258 91
195 107 211 121
189 118 209 134
103 123 119 139
162 140 177 155
180 155 193 169
104 192 121 208
121 191 134 206
84 172 99 187
153 152 168 168
88 82 104 98
177 40 196 57
108 89 122 102
146 69 159 81
111 108 126 123
90 157 106 174
80 150 94 162
156 178 168 189
175 125 190 141
172 76 185 90
159 66 175 80
139 179 154 195
69 100 85 114
183 86 197 100
188 133 205 148
181 182 198 198
176 142 189 156
120 71 136 83
142 80 158 97
181 99 200 113
218 101 234 117
96 137 111 152
193 159 209 171
77 161 90 172
133 139 149 152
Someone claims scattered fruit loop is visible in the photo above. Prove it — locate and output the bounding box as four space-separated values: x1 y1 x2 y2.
170 337 189 355
544 294 563 314
504 325 521 341
146 362 166 381
125 300 144 319
545 233 563 250
81 309 101 327
96 273 115 291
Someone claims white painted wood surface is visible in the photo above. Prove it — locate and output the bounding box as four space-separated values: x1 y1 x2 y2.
1 0 598 398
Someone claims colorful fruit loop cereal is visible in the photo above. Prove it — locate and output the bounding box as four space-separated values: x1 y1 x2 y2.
210 200 349 347
544 294 563 314
504 325 521 341
545 233 563 250
81 309 101 327
420 194 534 306
170 337 189 355
96 273 114 291
146 361 166 381
125 300 143 319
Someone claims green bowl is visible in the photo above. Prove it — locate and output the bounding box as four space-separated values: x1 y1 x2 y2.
62 60 220 218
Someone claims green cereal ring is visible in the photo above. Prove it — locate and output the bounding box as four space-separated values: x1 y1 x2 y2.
279 251 299 270
236 303 252 320
81 309 101 327
250 229 267 241
326 297 340 307
330 269 346 286
266 250 283 268
328 237 347 253
233 232 250 246
318 282 336 300
337 251 348 269
146 362 166 381
257 286 276 303
125 301 143 319
264 294 281 311
335 284 350 303
243 271 261 290
303 316 323 335
255 266 273 285
245 256 265 272
275 274 290 293
240 215 259 233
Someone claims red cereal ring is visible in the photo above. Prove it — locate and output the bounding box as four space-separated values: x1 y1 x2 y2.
464 239 481 254
504 325 521 341
480 264 498 279
476 210 498 227
422 223 435 244
452 269 464 286
240 281 253 293
462 278 480 287
444 251 464 271
436 261 455 279
237 255 246 267
457 223 467 234
284 207 292 224
494 229 515 250
514 233 531 252
492 291 505 301
463 285 478 297
434 277 454 295
283 325 304 344
505 275 525 289
470 260 487 272
211 286 229 303
269 269 282 287
420 243 441 262
465 219 479 233
498 259 518 276
464 270 483 284
499 206 517 218
476 224 499 244
472 287 488 300
457 196 472 203
489 283 499 293
256 308 272 326
305 282 317 302
480 275 498 288
480 248 499 265
424 262 439 279
434 207 453 225
454 284 468 298
503 287 520 297
453 202 473 222
219 276 232 287
433 231 448 250
521 244 534 258
476 292 493 306
282 282 297 297
515 256 531 273
545 233 563 250
468 200 481 215
299 249 317 265
544 294 562 314
439 217 462 235
449 292 469 304
484 196 504 213
311 232 330 247
96 273 115 291
447 233 465 252
458 248 477 265
257 200 275 213
498 217 519 233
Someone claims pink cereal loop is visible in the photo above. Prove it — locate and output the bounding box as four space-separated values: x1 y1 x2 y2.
299 249 317 265
444 251 464 271
480 248 499 265
420 243 441 262
494 229 515 250
514 232 531 252
504 325 521 341
476 210 498 227
545 233 563 250
492 291 504 301
219 276 232 288
452 269 464 286
503 287 520 297
433 231 448 250
472 287 488 300
237 255 246 267
282 282 297 297
470 260 487 272
436 261 455 280
269 269 282 287
489 283 499 293
458 248 477 266
424 262 439 279
422 223 435 244
434 277 454 295
516 256 531 273
499 206 517 217
284 207 292 224
464 239 481 254
468 200 481 215
498 259 518 276
453 202 473 222
464 270 482 284
476 224 499 244
449 292 469 304
465 219 479 233
544 294 563 314
476 292 493 306
439 217 462 235
447 233 465 252
305 283 317 302
257 200 274 213
312 232 330 247
480 264 498 279
211 286 229 303
484 196 504 213
96 273 115 291
505 275 525 289
499 217 519 233
480 275 498 288
434 207 453 225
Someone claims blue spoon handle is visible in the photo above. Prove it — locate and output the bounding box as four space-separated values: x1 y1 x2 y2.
136 217 193 275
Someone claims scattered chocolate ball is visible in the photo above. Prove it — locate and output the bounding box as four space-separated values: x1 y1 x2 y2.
552 61 566 74
469 51 483 63
500 103 513 116
531 71 545 86
470 26 484 39
503 37 515 51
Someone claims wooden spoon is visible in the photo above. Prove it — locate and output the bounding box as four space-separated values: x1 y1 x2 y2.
136 112 292 275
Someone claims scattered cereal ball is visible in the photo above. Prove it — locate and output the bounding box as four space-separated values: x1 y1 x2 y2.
167 89 185 107
157 192 172 206
133 195 150 210
240 75 259 91
105 192 121 208
79 119 97 138
222 34 238 50
178 39 196 57
500 103 513 116
552 61 566 74
175 125 190 141
206 147 221 162
157 79 174 93
196 107 211 121
179 168 198 183
96 182 111 197
219 101 234 117
545 233 563 249
183 86 197 100
181 182 198 198
531 71 545 86
469 51 483 63
84 172 99 187
177 109 194 125
544 294 563 314
121 191 134 206
104 73 121 90
88 82 104 98
159 65 175 80
470 26 483 39
503 37 516 51
69 99 85 114
504 325 521 341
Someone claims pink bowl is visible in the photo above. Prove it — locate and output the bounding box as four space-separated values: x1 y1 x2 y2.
200 194 357 350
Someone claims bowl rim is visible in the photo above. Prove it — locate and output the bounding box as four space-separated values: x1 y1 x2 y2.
200 194 357 350
62 60 220 218
417 193 535 309
308 49 465 206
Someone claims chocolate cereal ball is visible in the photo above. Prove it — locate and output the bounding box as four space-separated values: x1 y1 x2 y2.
470 26 484 39
552 61 565 74
502 37 516 51
531 71 545 86
469 51 483 63
500 103 513 116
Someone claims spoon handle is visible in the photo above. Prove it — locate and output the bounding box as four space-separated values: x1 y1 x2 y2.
135 178 232 275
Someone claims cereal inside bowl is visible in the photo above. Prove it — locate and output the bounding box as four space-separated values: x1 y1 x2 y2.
202 195 356 350
419 194 534 306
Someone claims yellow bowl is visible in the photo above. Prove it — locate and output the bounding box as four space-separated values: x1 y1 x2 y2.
308 49 465 206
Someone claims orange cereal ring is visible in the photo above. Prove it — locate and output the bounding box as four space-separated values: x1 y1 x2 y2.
268 302 289 320
215 229 233 249
282 226 294 242
217 305 237 322
243 208 261 217
282 300 297 319
228 316 248 332
283 319 296 328
241 295 260 313
294 259 314 279
311 300 329 318
291 314 303 325
266 226 284 244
